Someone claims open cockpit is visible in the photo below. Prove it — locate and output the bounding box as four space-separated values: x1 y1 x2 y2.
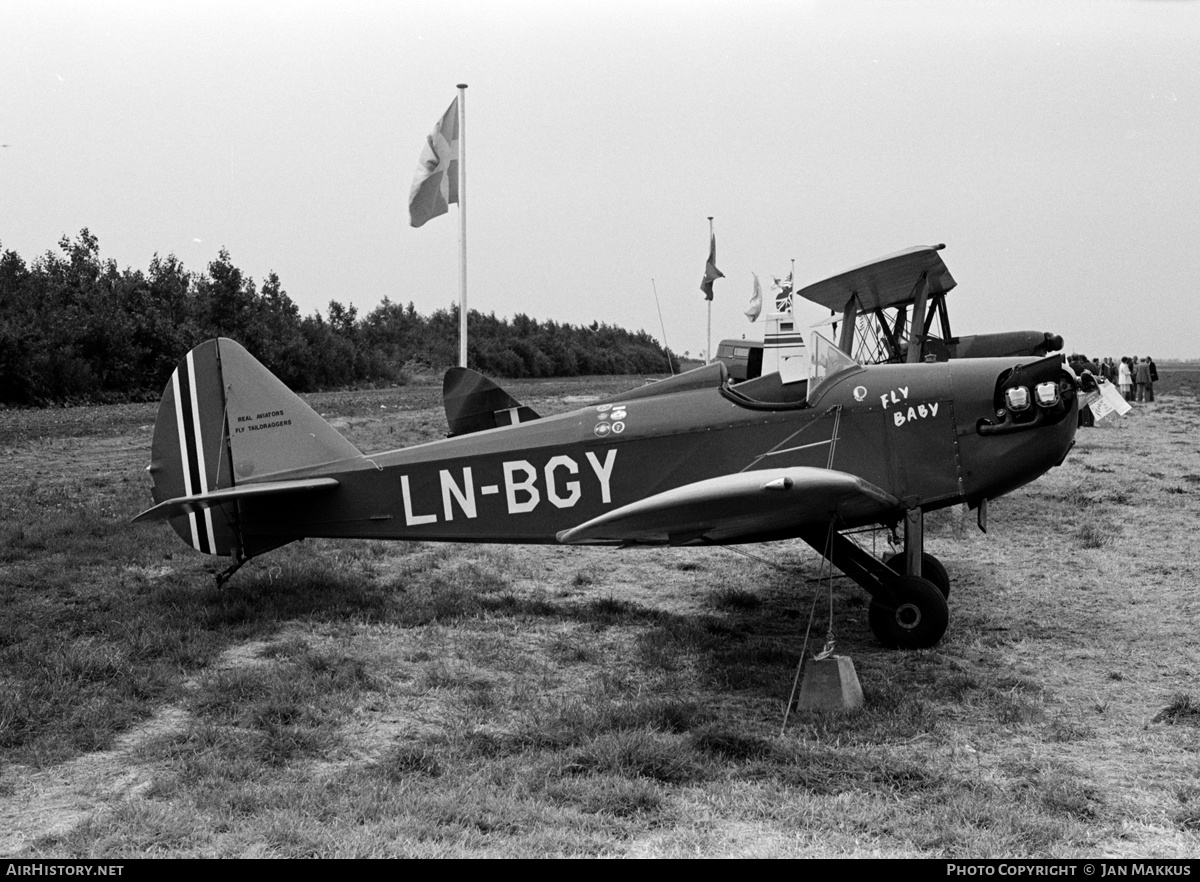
722 332 861 410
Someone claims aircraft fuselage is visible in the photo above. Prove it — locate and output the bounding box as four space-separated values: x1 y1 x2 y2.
235 355 1077 546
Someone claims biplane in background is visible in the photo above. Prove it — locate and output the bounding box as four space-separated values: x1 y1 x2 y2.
136 334 1081 649
714 244 1064 381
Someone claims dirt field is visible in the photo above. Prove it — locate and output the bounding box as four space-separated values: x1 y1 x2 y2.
1 368 1198 857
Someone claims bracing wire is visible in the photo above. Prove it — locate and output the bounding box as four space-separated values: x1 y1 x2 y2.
780 519 841 734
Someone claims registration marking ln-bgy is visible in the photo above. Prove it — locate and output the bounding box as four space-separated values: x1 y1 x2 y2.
398 449 619 526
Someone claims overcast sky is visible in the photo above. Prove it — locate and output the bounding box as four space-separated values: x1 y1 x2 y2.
2 0 1198 360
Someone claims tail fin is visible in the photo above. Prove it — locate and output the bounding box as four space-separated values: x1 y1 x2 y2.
443 367 541 437
143 338 360 556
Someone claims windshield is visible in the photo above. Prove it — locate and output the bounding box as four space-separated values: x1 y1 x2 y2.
807 332 860 404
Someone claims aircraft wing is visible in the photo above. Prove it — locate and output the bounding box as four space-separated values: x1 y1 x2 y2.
556 467 900 546
795 244 955 313
132 477 340 523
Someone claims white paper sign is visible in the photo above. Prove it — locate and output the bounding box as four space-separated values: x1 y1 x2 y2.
1090 380 1132 422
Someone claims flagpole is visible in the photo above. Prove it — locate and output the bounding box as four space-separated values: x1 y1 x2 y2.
707 217 713 364
457 83 468 368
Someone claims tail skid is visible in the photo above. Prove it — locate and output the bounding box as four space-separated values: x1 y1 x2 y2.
141 338 361 558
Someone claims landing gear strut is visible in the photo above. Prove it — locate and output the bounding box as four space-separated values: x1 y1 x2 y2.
799 507 950 650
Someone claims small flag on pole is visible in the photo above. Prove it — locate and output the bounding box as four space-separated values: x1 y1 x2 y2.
771 272 793 313
700 232 724 300
409 98 460 228
745 273 762 321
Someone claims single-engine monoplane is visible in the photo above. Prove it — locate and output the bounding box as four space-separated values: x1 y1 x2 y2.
136 334 1079 649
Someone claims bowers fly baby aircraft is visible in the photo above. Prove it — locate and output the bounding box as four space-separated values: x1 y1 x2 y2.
136 333 1081 649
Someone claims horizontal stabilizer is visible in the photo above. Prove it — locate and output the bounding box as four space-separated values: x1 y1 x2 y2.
556 467 899 546
133 477 339 523
443 368 540 436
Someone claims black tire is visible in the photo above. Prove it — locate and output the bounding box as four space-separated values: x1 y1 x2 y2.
883 551 950 599
868 575 950 650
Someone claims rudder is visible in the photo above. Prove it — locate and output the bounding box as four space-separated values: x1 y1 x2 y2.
148 339 237 555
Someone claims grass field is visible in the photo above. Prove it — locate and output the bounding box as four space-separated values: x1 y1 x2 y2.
1 368 1199 857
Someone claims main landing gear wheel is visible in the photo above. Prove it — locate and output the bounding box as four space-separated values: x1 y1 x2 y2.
883 551 950 599
868 575 950 650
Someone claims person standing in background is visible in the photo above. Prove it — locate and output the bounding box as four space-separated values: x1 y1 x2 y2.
1118 357 1133 401
1134 357 1152 403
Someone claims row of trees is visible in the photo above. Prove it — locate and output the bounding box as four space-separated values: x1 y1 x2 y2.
0 231 677 405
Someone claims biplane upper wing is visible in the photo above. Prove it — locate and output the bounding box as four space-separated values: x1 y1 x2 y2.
795 244 956 313
555 467 900 546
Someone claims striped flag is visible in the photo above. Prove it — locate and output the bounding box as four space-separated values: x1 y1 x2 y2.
409 97 459 228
